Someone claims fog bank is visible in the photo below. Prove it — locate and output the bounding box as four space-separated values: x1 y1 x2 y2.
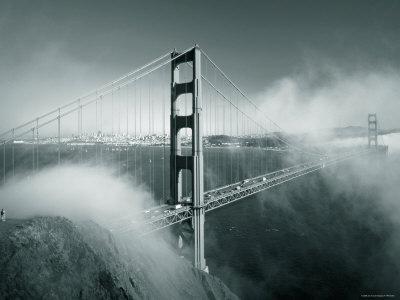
255 66 400 133
0 164 151 227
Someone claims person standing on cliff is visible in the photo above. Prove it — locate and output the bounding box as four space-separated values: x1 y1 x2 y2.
1 208 5 222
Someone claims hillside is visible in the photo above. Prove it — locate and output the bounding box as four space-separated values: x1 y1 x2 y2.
0 217 238 300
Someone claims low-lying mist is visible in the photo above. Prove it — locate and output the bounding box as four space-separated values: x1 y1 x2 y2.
0 164 240 299
0 164 151 227
323 133 400 154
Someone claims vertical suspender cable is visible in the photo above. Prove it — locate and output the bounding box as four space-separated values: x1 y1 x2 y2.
236 92 239 182
222 85 225 185
118 88 121 177
209 66 212 187
112 88 114 135
150 75 155 200
242 110 245 180
81 103 83 162
249 117 252 178
258 124 261 176
36 118 39 170
111 88 114 170
126 86 129 174
148 76 151 196
265 120 267 173
162 67 166 203
265 120 268 173
213 80 217 188
230 97 233 184
139 80 142 184
134 84 137 180
100 96 103 165
251 118 254 177
58 108 61 164
95 99 98 164
242 111 245 179
151 75 155 201
248 116 251 177
270 120 272 171
215 72 219 188
3 142 5 184
208 70 212 188
118 87 121 135
12 128 14 177
32 128 35 172
78 100 82 163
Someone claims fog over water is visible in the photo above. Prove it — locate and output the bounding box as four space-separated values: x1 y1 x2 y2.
206 142 400 299
0 133 399 299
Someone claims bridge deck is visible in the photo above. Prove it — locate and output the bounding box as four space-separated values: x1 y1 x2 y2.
112 149 370 235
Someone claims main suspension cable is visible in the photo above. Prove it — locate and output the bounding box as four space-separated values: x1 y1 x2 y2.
200 49 325 157
201 74 324 157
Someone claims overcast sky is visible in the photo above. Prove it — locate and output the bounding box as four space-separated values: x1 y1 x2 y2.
0 0 399 132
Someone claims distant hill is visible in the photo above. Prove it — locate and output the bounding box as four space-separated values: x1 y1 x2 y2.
205 134 285 148
203 127 400 150
332 126 367 138
331 126 400 138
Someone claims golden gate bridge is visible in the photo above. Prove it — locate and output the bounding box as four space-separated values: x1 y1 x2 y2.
0 45 387 272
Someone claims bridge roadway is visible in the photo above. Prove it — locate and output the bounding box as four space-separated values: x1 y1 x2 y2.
113 148 371 235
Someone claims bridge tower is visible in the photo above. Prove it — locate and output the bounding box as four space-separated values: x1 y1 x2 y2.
368 113 378 148
170 46 207 272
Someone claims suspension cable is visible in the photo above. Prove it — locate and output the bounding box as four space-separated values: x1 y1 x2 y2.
1 46 195 142
201 74 324 157
200 49 325 157
0 51 173 139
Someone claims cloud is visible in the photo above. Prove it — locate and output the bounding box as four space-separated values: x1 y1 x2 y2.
254 66 400 134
